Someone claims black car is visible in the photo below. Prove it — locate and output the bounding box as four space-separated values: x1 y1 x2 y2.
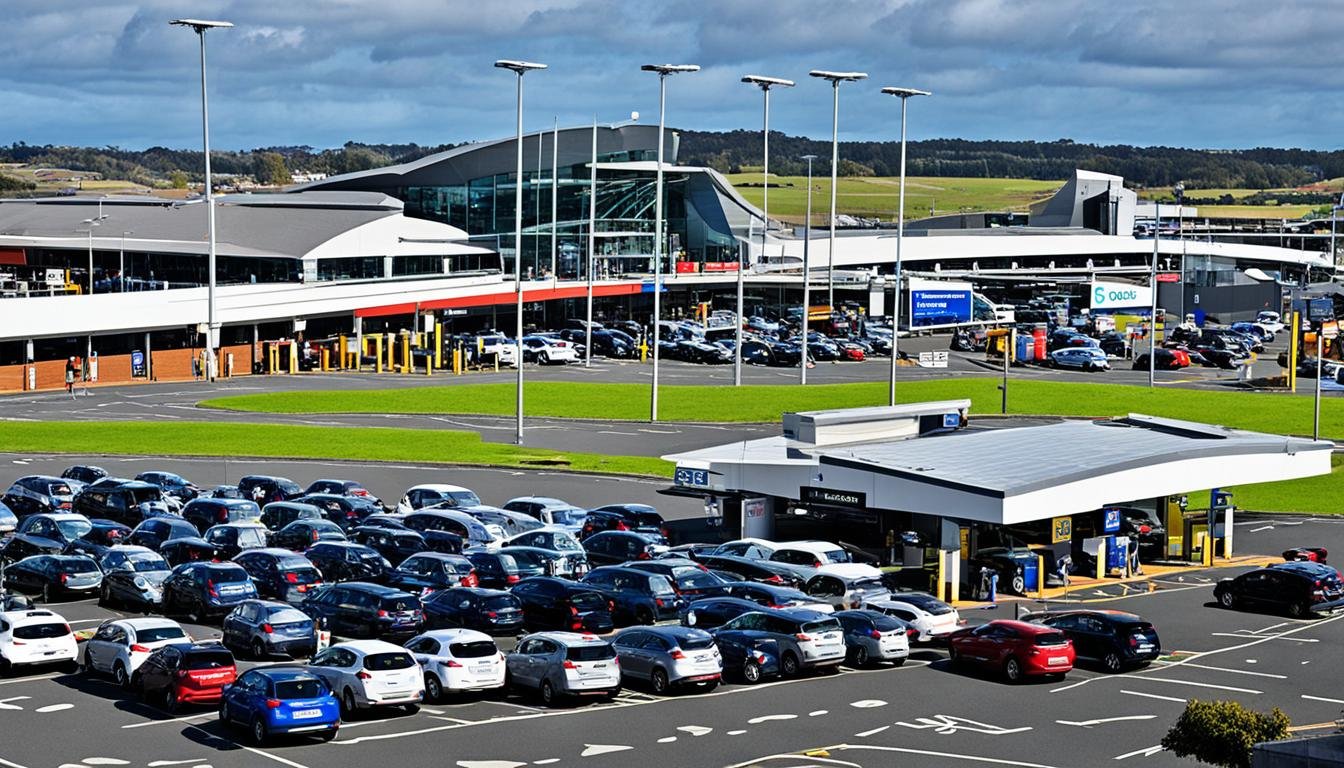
509 576 614 633
97 545 172 610
302 479 383 509
582 531 665 566
1214 561 1344 618
294 494 381 530
232 548 324 603
199 485 246 500
1027 609 1161 672
134 471 199 503
385 553 478 593
237 476 304 506
466 551 537 589
222 599 319 659
202 523 269 560
1096 331 1128 357
581 504 668 539
678 596 763 629
3 513 94 561
181 498 262 534
696 554 806 589
1132 348 1189 371
73 479 174 526
63 518 132 560
128 517 201 551
270 519 347 551
305 541 390 584
60 465 107 485
2 475 78 515
421 587 525 634
258 501 323 532
625 558 730 599
161 562 259 621
580 566 685 625
299 582 423 639
725 581 828 611
3 554 102 600
359 514 413 532
346 526 426 566
159 537 224 567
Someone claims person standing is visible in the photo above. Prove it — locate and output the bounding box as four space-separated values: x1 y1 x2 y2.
64 357 76 398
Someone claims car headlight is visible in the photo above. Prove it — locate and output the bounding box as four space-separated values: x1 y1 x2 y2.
133 577 149 589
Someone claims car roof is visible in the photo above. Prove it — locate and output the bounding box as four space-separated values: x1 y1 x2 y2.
759 607 835 622
246 548 310 558
625 625 711 641
114 617 181 629
815 563 882 580
409 484 475 493
1040 609 1145 623
1269 561 1337 577
253 666 320 682
990 619 1057 634
329 582 411 596
505 496 569 507
1 609 66 625
524 631 608 646
104 544 157 555
417 628 493 644
332 639 407 654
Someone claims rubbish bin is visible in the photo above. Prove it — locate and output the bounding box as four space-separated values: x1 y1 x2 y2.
1015 334 1033 362
1032 328 1047 360
1022 558 1039 592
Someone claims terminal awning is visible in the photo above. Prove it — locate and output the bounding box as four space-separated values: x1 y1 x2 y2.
663 414 1333 526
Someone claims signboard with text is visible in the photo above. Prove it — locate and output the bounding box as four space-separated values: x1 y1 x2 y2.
1091 281 1153 311
800 487 866 509
908 278 974 328
1052 516 1073 544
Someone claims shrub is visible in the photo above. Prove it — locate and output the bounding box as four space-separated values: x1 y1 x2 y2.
1161 699 1290 768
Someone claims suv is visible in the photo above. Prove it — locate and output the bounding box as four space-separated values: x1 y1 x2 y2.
73 480 173 526
299 582 424 639
501 497 588 532
580 504 667 540
237 476 303 506
580 566 684 625
1026 609 1161 673
232 548 324 603
0 608 77 673
182 498 262 534
1214 561 1344 618
506 632 620 705
294 495 381 530
305 542 389 584
161 562 260 621
128 516 201 551
134 472 199 503
258 501 323 531
203 522 269 560
710 609 845 676
3 513 95 560
222 599 318 659
510 577 614 633
81 617 188 687
133 642 236 712
386 553 478 593
302 479 383 509
583 531 667 566
395 484 482 514
60 465 107 485
3 476 78 515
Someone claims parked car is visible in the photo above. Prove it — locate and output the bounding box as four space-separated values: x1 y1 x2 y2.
624 558 730 599
134 471 199 503
1213 561 1344 618
1025 609 1161 672
181 498 262 534
1049 346 1110 371
466 551 536 589
506 631 620 705
97 545 172 610
510 577 614 633
948 619 1075 682
347 526 427 566
697 554 806 588
160 562 259 621
767 540 851 568
219 667 340 745
402 509 501 550
158 537 223 568
802 564 891 609
3 512 94 561
3 554 102 601
202 522 268 560
709 608 845 676
582 531 667 566
396 484 482 514
864 592 962 642
307 639 425 715
497 545 585 579
0 500 16 534
580 566 684 625
270 519 347 551
295 494 382 530
134 641 236 711
302 479 383 509
305 542 390 584
199 485 246 500
221 599 319 659
386 552 479 594
712 629 782 684
501 497 588 532
724 581 833 613
1132 348 1191 371
60 465 107 485
0 608 78 674
74 480 173 526
505 526 586 557
581 504 668 540
1284 547 1329 564
62 518 132 560
521 335 579 364
2 476 77 515
833 609 910 666
128 517 200 552
679 596 764 630
232 548 324 603
611 625 722 694
237 476 304 506
422 588 525 635
405 628 507 700
81 617 188 687
258 501 323 532
299 582 423 640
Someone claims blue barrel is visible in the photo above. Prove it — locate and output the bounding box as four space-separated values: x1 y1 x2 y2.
1015 334 1033 361
1022 559 1039 591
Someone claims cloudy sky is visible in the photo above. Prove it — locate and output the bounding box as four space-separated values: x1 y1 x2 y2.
5 0 1342 151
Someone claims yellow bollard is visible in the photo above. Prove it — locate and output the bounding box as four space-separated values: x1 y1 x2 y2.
401 334 411 374
1095 541 1105 580
321 347 330 372
434 323 442 370
936 550 947 603
338 335 347 370
385 333 394 371
288 341 298 374
374 335 383 374
639 341 648 362
1037 555 1045 599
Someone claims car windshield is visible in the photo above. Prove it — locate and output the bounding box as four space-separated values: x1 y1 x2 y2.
56 518 93 541
871 615 906 632
1035 631 1070 646
62 558 99 574
185 650 233 669
802 619 842 634
138 626 187 643
268 608 312 624
506 550 547 568
445 491 482 506
680 634 715 651
630 512 663 528
128 488 162 504
127 553 170 572
818 549 848 564
671 567 721 589
211 568 250 583
277 480 303 496
449 640 497 658
364 652 416 671
275 678 327 699
483 595 518 610
569 591 606 611
852 578 886 592
549 534 581 551
235 528 267 547
283 567 322 585
551 509 586 526
646 576 677 596
48 482 73 497
566 644 616 661
14 623 69 639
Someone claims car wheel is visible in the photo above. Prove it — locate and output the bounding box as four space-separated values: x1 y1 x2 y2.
341 689 358 718
251 717 268 746
218 702 229 724
98 583 113 608
741 660 763 684
1102 652 1123 673
1003 656 1022 683
892 658 906 668
635 607 654 626
319 728 338 742
780 653 800 678
251 639 267 660
853 646 870 667
164 687 179 714
403 703 419 714
650 668 670 695
424 673 443 703
1289 601 1310 619
113 662 130 689
540 679 556 707
539 352 550 365
1218 591 1238 610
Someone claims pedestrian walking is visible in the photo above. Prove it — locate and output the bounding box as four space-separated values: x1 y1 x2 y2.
64 357 76 398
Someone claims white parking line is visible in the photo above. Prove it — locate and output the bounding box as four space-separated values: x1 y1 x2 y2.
1057 716 1156 727
1210 632 1318 642
1155 661 1285 679
1120 690 1187 703
1302 695 1344 705
1114 745 1165 760
121 713 213 729
0 757 30 768
0 674 57 686
1130 677 1261 694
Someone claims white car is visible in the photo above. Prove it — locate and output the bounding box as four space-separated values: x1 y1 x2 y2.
504 526 585 556
521 335 579 364
501 497 589 533
477 335 518 367
709 537 778 560
81 617 188 687
395 484 483 514
865 593 962 643
805 563 891 609
0 609 77 672
769 540 851 568
307 639 424 715
1255 311 1285 335
404 629 506 700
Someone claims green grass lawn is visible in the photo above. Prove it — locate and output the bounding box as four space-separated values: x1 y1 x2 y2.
723 174 1062 223
0 422 671 477
1191 204 1317 220
1201 454 1342 516
202 379 1344 440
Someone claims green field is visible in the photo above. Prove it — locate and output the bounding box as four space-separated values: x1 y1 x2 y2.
202 379 1344 440
1192 205 1318 220
724 174 1061 223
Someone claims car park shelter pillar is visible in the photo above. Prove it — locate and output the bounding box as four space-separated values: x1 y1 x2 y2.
374 334 383 374
288 339 298 374
353 315 363 370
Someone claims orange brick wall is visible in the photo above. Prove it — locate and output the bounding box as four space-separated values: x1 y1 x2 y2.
0 343 253 392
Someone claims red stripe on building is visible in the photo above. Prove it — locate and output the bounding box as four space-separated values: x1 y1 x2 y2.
354 282 649 318
0 247 25 266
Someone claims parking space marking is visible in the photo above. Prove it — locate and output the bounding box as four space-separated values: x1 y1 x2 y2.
1301 695 1344 704
765 744 1064 768
121 713 214 729
1056 715 1155 728
1114 745 1165 760
855 725 890 737
0 674 58 686
1130 677 1260 694
0 758 27 768
33 703 73 713
894 715 1032 736
748 714 798 724
578 744 632 757
430 716 474 724
1120 690 1186 703
1211 632 1318 642
1159 661 1285 679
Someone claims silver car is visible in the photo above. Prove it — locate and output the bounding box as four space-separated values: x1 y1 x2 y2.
611 626 722 694
506 632 620 706
803 565 892 609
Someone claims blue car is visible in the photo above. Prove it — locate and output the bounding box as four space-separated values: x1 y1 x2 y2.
219 667 339 745
712 632 782 685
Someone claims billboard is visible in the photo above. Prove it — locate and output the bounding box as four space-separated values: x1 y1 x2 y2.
908 279 974 328
1091 280 1153 311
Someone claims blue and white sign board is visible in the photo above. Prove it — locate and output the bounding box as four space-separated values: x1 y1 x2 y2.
908 278 974 328
942 413 960 429
1091 281 1153 311
674 467 710 488
1102 508 1122 533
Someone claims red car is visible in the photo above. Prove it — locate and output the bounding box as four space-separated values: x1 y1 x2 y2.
134 642 237 711
948 619 1074 682
1284 547 1328 565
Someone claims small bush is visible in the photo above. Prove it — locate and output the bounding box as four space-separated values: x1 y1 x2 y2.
1161 699 1290 768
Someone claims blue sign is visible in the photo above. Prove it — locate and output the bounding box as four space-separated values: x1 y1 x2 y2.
942 413 960 429
674 467 710 488
1103 508 1121 533
910 288 973 327
130 350 146 378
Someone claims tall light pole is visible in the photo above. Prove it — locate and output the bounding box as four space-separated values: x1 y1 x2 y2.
1330 193 1344 268
800 154 817 385
1149 197 1161 388
495 59 548 446
809 70 867 310
586 116 598 367
76 222 100 293
642 63 699 422
119 231 132 292
738 76 795 387
880 86 931 406
171 18 232 382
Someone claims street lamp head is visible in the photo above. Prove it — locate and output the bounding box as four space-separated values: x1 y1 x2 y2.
880 86 932 99
800 154 818 161
642 64 700 75
742 75 795 90
810 70 868 84
170 19 233 32
494 59 547 74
